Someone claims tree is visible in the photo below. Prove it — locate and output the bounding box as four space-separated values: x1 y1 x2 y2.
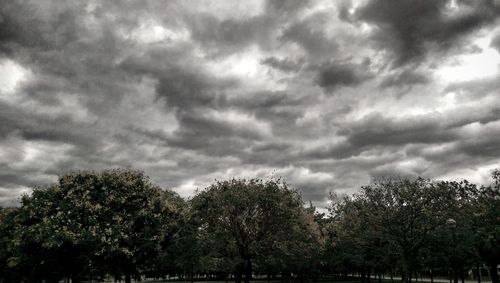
328 192 393 283
190 178 323 283
367 178 469 283
472 170 500 283
10 169 184 283
0 207 20 282
329 178 476 283
430 180 480 283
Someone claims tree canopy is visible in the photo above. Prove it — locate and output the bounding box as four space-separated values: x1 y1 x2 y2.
0 169 499 283
1 169 184 283
189 178 323 283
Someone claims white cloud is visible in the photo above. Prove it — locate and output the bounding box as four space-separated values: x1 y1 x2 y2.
208 108 272 138
0 59 29 96
436 33 500 83
128 21 190 45
181 0 265 20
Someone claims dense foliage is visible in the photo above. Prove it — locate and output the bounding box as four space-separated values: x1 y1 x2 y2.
0 169 498 283
189 179 323 283
0 169 184 283
326 175 499 283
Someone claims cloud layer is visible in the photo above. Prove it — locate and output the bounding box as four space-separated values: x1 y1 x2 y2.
1 0 500 207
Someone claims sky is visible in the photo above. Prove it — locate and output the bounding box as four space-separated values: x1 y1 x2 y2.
1 0 500 208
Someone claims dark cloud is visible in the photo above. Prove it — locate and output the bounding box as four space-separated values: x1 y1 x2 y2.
187 14 272 56
281 16 338 58
261 56 304 73
0 101 98 147
1 0 500 208
0 2 47 55
315 60 371 92
230 91 305 109
306 108 500 160
458 131 500 158
355 0 500 66
445 76 500 100
348 110 500 145
491 32 500 52
155 69 234 109
265 0 311 16
185 0 312 56
379 69 430 89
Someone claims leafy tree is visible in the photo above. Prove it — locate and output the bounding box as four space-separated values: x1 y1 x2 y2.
190 178 323 283
328 192 393 283
365 178 466 283
10 169 184 283
329 178 478 283
429 180 480 283
0 207 20 282
472 170 500 283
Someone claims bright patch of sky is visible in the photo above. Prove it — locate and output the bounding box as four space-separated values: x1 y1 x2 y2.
436 33 500 83
0 59 29 96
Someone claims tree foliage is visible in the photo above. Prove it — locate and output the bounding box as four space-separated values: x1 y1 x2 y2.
326 174 499 283
0 168 499 283
190 178 323 283
1 169 184 283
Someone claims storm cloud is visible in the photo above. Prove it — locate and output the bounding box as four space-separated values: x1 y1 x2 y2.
1 0 500 208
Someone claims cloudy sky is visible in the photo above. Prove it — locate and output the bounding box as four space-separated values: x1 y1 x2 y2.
1 0 500 207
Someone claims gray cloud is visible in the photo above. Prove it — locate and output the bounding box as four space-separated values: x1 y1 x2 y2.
491 32 500 52
379 69 430 89
315 60 371 92
304 106 500 161
281 17 338 58
445 76 500 100
187 14 272 56
261 57 304 73
1 0 500 208
354 0 500 66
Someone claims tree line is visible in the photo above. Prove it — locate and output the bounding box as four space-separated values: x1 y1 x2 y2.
0 169 498 283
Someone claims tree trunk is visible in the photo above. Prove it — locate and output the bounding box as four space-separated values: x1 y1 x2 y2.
476 265 481 283
285 271 292 283
71 274 81 283
125 273 131 283
244 258 252 283
236 265 242 283
401 257 411 283
430 268 434 283
489 263 499 283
